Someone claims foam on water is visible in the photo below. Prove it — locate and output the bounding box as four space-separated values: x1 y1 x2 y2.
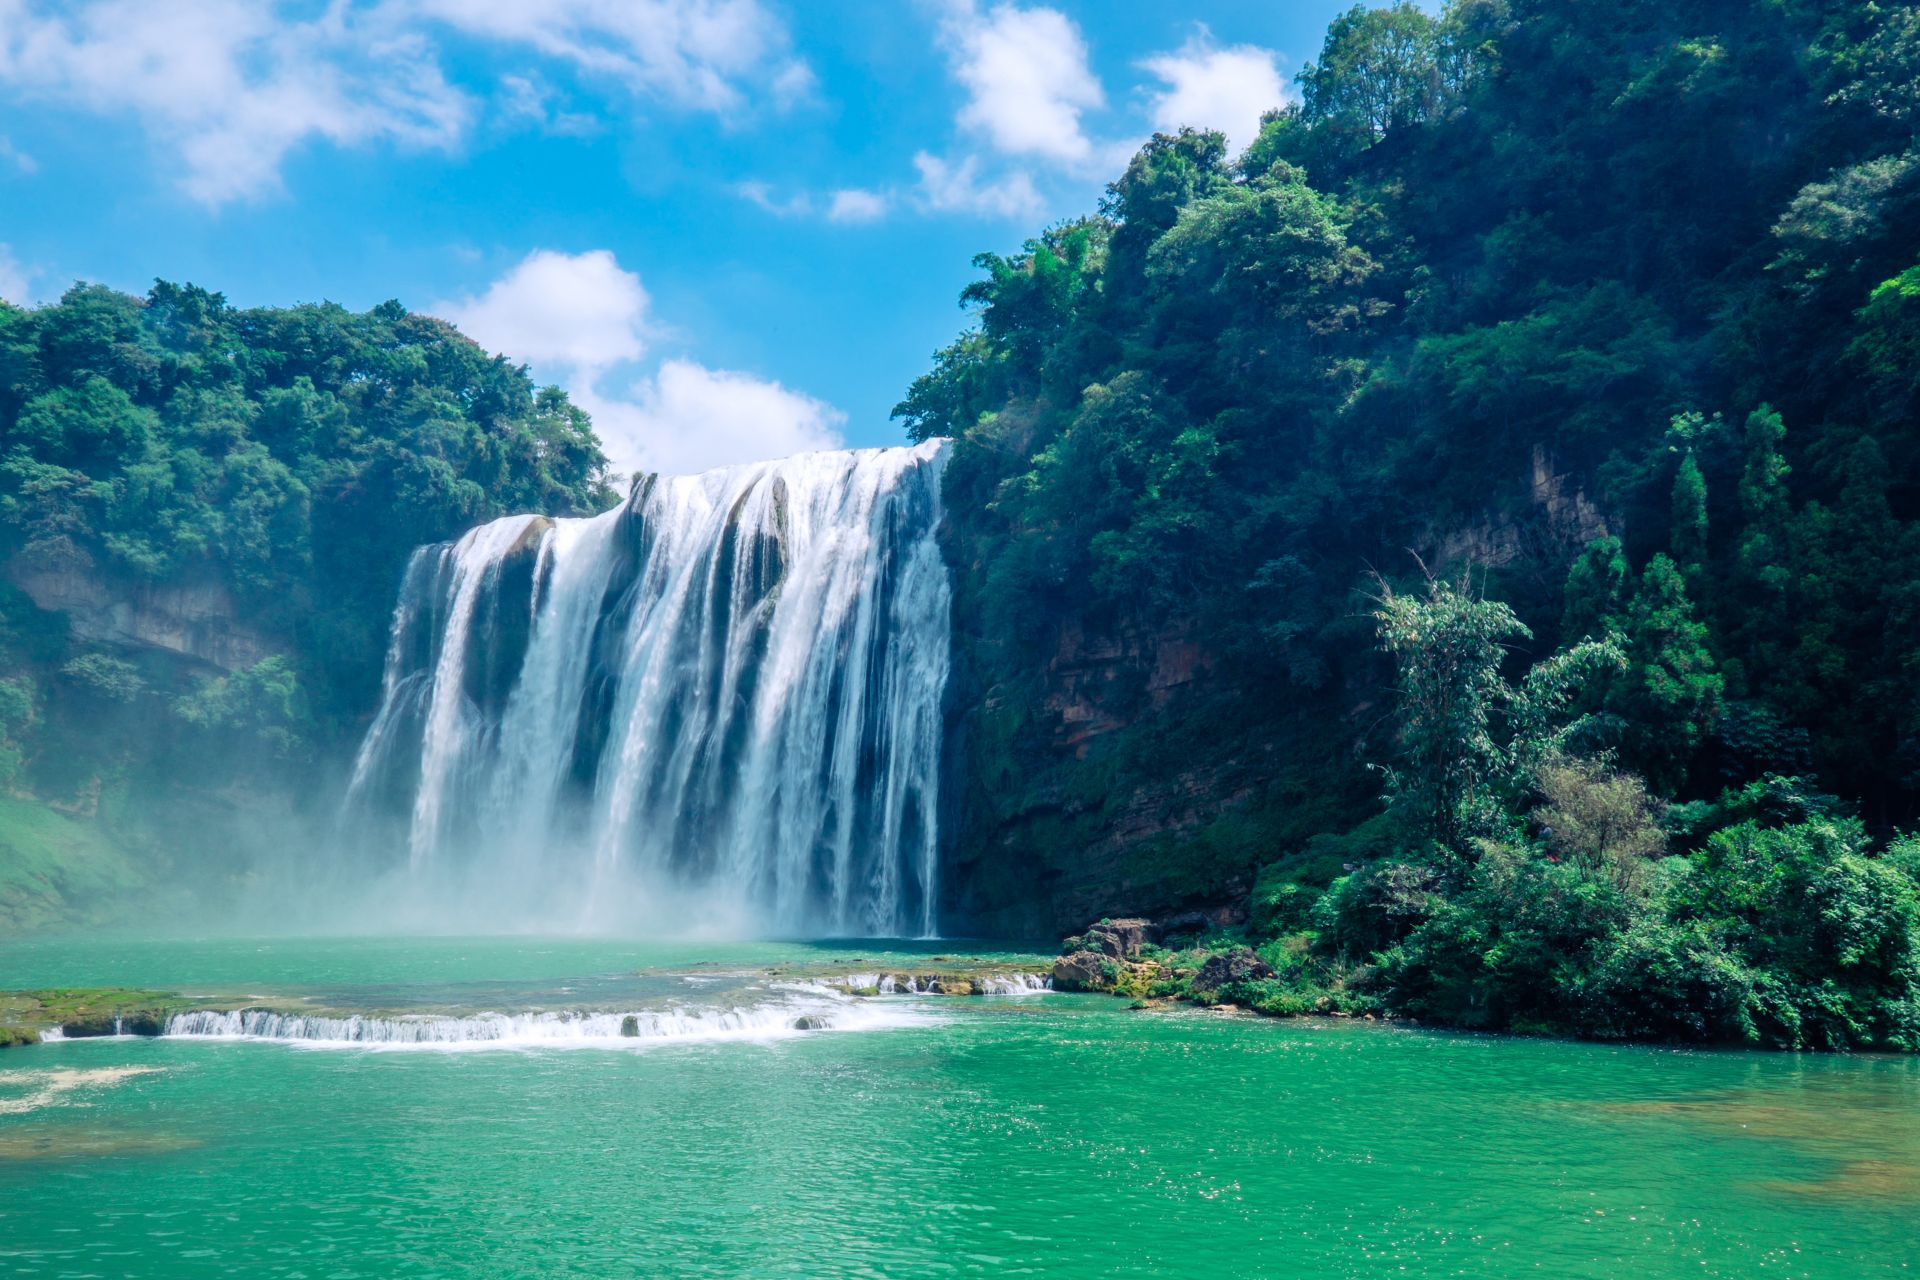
162 994 935 1052
829 972 1051 995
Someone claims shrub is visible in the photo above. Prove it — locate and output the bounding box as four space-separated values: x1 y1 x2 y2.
1534 754 1665 893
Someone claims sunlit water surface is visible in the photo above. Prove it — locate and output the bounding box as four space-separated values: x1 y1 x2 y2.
1 936 1915 1278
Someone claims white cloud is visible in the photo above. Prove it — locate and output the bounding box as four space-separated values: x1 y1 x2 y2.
736 183 889 224
439 249 650 370
737 180 813 218
913 152 1042 219
768 59 819 110
939 1 1104 165
0 0 810 205
0 135 36 174
578 359 845 477
1141 33 1288 155
440 249 844 477
826 188 888 223
496 74 600 135
413 0 812 115
0 0 468 205
0 244 31 306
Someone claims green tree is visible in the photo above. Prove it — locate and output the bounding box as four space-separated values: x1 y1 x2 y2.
1372 571 1623 863
1614 554 1723 792
1670 452 1709 575
174 657 311 761
1299 2 1444 147
1562 536 1629 640
1535 755 1666 893
1849 264 1920 418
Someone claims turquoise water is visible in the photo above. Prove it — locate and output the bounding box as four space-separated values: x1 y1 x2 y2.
2 938 1916 1278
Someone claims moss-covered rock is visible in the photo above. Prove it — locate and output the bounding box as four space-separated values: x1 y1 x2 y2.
1050 950 1119 991
1191 947 1275 997
0 987 180 1045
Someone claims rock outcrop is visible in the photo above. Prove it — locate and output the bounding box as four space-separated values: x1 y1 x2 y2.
1085 918 1151 959
1050 950 1117 992
1192 947 1274 993
7 554 277 673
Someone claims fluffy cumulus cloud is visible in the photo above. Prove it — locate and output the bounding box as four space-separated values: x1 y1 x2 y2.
938 1 1104 165
438 249 842 478
0 0 810 206
439 249 650 369
825 188 889 224
1141 33 1289 154
576 359 845 479
0 0 467 205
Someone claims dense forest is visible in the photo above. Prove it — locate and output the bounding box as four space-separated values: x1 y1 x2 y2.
908 0 1920 1048
0 287 611 920
2 0 1917 1050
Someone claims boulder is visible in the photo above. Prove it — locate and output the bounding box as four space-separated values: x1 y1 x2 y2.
55 1009 166 1039
1193 947 1274 993
1051 950 1116 992
1086 918 1151 959
791 1015 831 1031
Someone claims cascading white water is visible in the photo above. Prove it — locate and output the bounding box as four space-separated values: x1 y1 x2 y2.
344 443 952 936
162 999 927 1048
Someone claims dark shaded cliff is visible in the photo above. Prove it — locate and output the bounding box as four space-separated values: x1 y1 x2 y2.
938 450 1619 934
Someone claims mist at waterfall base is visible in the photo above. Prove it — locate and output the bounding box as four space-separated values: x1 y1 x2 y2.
285 441 952 938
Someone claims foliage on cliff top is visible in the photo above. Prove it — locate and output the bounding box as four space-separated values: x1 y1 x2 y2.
0 285 614 814
0 284 613 699
911 0 1920 937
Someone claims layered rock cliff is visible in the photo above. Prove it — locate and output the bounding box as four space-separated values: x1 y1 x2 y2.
7 552 279 674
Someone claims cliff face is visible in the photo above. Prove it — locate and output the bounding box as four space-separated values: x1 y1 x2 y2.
8 556 279 673
939 618 1288 937
936 450 1615 938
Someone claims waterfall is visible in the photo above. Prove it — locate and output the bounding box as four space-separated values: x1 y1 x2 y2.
344 442 952 936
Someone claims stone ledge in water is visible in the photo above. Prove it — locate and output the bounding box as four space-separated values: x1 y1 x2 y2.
1 988 178 1045
0 989 308 1046
813 970 1053 997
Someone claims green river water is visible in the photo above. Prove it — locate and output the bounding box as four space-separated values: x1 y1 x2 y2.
0 937 1914 1278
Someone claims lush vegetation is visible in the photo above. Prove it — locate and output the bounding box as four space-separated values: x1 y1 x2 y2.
914 0 1920 1048
0 284 611 913
1 0 1915 1051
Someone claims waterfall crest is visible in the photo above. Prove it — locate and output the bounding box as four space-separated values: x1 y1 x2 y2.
345 442 952 936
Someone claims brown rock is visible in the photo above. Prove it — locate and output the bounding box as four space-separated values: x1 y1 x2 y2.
1051 950 1116 992
1193 947 1274 993
1087 917 1151 959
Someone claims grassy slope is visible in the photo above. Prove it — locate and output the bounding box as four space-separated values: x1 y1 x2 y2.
0 796 149 933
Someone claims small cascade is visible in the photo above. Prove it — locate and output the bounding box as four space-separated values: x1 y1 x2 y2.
344 443 952 935
974 973 1052 995
163 998 924 1049
822 971 1052 995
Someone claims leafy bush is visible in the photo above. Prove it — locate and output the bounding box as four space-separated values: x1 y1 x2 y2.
59 654 145 703
173 657 311 760
1534 755 1665 892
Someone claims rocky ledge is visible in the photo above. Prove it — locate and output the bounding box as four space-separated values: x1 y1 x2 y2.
1049 914 1378 1021
0 988 306 1047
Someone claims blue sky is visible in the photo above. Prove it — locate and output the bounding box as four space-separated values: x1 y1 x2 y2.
0 0 1355 476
